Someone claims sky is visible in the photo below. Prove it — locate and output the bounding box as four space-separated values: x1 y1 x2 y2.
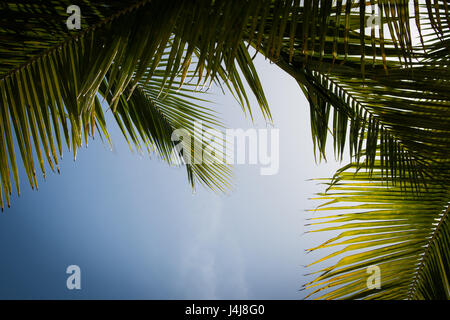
0 54 344 299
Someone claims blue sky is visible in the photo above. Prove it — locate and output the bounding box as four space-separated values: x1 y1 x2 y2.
0 54 344 299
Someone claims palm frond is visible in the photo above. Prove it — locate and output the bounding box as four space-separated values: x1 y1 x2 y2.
254 1 450 191
299 1 450 300
100 59 233 192
304 160 449 300
0 0 277 208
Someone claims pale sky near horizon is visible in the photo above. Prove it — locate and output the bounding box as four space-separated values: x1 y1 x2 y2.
0 53 344 299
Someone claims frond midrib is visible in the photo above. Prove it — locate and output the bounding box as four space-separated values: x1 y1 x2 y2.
407 204 450 299
271 48 430 185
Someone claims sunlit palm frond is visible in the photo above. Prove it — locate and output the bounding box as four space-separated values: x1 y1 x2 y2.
304 159 449 300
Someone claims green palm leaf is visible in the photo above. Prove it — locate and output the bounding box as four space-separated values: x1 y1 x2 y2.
259 1 450 189
0 0 274 207
304 159 449 299
294 1 450 300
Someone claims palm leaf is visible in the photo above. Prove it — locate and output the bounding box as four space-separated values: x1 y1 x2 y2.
304 159 449 299
296 1 450 300
0 0 276 208
255 1 450 191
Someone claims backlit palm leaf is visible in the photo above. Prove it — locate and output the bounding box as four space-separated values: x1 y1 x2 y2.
304 159 449 299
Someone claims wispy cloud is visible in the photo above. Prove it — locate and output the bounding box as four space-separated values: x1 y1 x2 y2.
178 199 248 299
